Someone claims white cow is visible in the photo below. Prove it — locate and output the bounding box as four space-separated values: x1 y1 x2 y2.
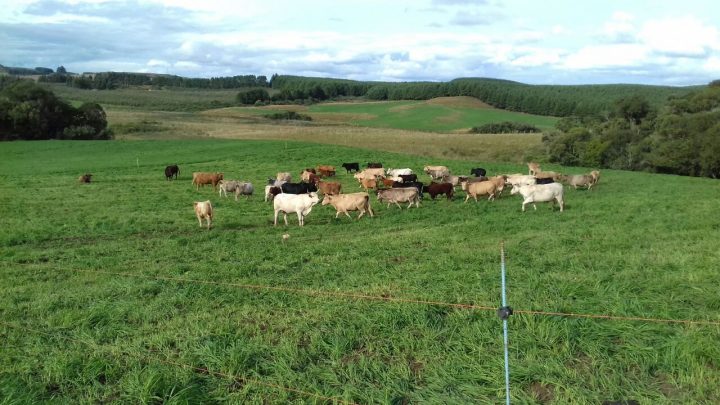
273 192 320 226
193 200 213 229
386 168 413 177
510 183 564 212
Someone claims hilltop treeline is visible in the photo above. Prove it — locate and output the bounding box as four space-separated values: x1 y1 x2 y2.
38 72 269 90
543 81 720 178
0 77 111 141
0 64 54 75
268 75 697 117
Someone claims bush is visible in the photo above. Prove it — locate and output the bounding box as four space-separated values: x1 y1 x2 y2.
237 88 269 105
265 111 312 121
470 121 540 134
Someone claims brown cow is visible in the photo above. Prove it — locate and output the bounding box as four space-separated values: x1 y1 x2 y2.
427 182 454 200
78 173 92 183
360 178 377 191
317 165 336 177
316 180 342 195
192 172 224 191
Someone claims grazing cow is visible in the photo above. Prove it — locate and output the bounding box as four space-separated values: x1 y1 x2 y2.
463 180 497 202
219 180 242 198
78 173 92 183
273 192 320 226
322 192 374 219
470 167 486 177
193 200 213 229
219 181 253 201
505 174 536 188
427 182 454 200
367 162 383 168
392 181 425 197
362 168 386 178
165 165 179 180
535 171 561 181
381 178 396 187
488 175 506 196
441 175 464 187
316 180 342 195
360 178 377 191
511 183 564 212
264 185 281 202
562 174 594 190
192 172 224 191
341 162 360 173
281 182 318 194
590 170 601 186
399 174 417 183
424 166 450 180
276 172 292 182
377 187 420 209
527 162 541 176
386 168 413 177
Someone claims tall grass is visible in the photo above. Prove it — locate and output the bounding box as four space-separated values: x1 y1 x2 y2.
1 140 719 403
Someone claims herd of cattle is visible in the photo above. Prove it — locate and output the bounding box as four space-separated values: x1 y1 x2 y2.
166 161 601 229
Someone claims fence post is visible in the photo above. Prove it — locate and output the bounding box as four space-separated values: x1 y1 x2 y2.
498 242 513 405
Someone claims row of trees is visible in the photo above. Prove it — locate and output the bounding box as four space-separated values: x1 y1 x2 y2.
542 82 720 178
38 72 270 90
0 78 111 141
268 76 696 117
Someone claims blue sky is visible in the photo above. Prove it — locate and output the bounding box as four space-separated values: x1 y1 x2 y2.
1 0 719 85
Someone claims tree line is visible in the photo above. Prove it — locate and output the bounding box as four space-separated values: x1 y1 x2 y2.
0 77 111 141
542 81 720 178
38 71 269 90
259 75 698 117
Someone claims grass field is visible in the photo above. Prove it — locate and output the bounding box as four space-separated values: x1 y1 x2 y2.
1 139 719 404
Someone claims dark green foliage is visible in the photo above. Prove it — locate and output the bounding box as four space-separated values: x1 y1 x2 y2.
59 72 269 90
265 111 312 121
270 75 373 102
270 75 697 117
543 83 720 178
0 80 110 141
470 121 540 134
236 88 269 105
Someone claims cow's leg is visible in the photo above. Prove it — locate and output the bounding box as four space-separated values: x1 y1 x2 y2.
206 217 212 229
357 210 364 219
197 215 202 227
344 211 352 219
274 210 279 226
367 204 374 217
335 211 340 219
558 197 564 212
395 201 403 209
522 200 528 212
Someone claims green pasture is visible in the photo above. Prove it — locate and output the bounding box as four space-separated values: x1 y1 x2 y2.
1 140 719 403
308 101 559 132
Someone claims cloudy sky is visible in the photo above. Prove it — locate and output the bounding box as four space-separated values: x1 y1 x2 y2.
1 0 719 85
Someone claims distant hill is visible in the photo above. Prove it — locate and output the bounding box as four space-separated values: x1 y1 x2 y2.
0 64 55 76
270 75 703 117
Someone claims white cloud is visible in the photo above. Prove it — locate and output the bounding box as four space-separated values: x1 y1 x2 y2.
510 48 563 67
563 44 649 69
601 11 636 43
639 16 719 57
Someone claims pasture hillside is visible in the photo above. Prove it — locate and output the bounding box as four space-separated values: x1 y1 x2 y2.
1 140 719 403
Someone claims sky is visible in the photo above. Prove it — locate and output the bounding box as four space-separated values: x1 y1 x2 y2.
1 0 719 85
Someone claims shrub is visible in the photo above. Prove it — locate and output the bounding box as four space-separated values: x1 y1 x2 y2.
470 121 540 134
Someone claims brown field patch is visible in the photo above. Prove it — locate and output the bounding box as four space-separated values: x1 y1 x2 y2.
425 96 493 109
109 107 543 163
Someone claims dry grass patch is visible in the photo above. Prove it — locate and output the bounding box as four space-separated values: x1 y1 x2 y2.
425 96 493 109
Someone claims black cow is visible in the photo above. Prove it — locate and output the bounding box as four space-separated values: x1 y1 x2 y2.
341 162 360 173
281 182 318 194
426 182 454 200
399 174 417 183
470 167 486 177
535 177 555 184
165 164 179 180
366 162 383 168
